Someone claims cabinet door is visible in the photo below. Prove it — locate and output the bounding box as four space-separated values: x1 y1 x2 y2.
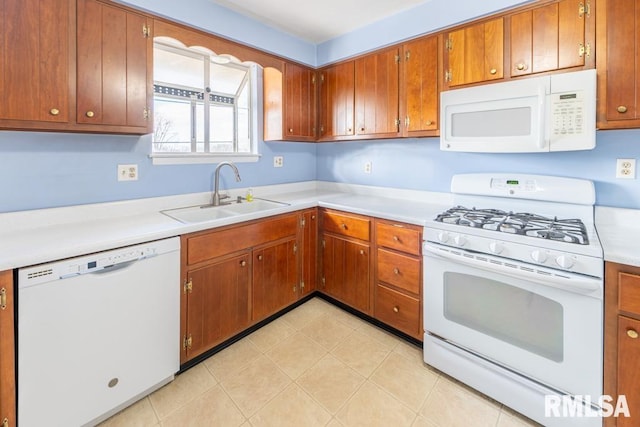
252 238 298 321
402 35 439 136
354 47 400 137
321 234 370 313
0 0 71 124
510 0 588 77
598 0 640 127
319 61 355 138
0 270 15 427
617 315 640 427
183 253 250 362
300 209 318 297
446 18 503 87
284 63 317 141
77 0 151 131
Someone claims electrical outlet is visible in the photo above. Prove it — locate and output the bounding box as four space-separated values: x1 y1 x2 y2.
616 158 636 179
117 164 138 181
364 161 372 174
273 156 284 168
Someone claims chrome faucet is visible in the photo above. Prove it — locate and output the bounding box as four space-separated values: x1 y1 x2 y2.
212 161 241 206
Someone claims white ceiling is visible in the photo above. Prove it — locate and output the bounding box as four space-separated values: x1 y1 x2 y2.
208 0 432 43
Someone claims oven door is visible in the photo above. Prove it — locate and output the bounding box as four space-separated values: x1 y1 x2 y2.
423 242 602 398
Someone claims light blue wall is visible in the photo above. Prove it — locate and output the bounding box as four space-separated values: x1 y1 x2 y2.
2 0 639 213
316 131 640 209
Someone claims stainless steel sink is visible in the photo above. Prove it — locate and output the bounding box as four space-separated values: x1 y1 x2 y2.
161 198 290 224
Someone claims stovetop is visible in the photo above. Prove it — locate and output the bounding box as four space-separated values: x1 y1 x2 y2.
435 206 589 245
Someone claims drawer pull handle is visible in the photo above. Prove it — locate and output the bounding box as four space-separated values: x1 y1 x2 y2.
341 223 347 230
393 268 400 275
618 105 628 114
489 68 497 75
627 329 639 339
393 306 399 313
393 235 400 242
50 108 60 116
240 260 247 267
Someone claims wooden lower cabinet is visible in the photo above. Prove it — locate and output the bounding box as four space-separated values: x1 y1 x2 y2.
252 238 298 321
183 253 251 361
320 233 371 313
0 270 15 427
605 262 640 427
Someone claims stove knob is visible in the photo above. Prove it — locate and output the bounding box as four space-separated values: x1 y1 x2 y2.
531 250 547 263
454 235 467 247
489 242 504 254
437 231 450 243
555 255 574 269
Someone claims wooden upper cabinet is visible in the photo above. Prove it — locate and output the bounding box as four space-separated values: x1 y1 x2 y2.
264 62 317 141
510 0 592 77
77 0 152 133
401 34 439 136
354 47 400 138
0 0 72 126
319 61 355 139
0 270 15 427
596 0 640 129
445 17 504 87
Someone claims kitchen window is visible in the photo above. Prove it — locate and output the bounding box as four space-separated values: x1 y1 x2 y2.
151 38 260 164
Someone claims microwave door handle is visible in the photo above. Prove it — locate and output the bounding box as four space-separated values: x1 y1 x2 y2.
540 90 549 149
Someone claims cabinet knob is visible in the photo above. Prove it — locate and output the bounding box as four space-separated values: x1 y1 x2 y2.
49 108 60 116
360 127 365 132
515 63 527 71
393 306 399 313
341 223 347 230
348 128 352 133
627 329 639 339
489 68 497 75
85 110 95 118
393 235 400 242
288 128 293 133
311 215 316 220
257 255 263 261
393 267 400 275
240 260 247 267
359 249 365 255
425 120 433 126
618 105 628 114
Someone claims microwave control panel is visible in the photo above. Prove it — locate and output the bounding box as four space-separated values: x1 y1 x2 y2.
550 91 584 139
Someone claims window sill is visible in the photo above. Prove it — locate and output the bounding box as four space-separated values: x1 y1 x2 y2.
150 153 261 165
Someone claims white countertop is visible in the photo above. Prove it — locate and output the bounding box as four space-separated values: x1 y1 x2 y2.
596 206 640 267
0 181 451 271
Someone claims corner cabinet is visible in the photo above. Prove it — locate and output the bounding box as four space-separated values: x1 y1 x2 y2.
509 0 594 77
596 0 640 129
264 62 317 142
0 270 15 427
319 209 372 314
76 0 153 133
444 17 504 88
604 262 640 427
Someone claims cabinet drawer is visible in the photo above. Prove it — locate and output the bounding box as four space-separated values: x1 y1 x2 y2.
321 210 370 241
375 284 420 337
619 272 640 316
186 214 298 265
376 222 421 255
377 249 421 294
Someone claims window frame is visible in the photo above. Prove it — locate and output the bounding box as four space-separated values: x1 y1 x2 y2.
150 40 262 165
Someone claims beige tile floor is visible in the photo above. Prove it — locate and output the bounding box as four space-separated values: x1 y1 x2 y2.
100 297 541 427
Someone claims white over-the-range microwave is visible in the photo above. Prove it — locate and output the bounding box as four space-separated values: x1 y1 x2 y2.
440 69 596 153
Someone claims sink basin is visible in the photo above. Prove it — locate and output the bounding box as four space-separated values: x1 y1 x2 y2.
161 198 290 224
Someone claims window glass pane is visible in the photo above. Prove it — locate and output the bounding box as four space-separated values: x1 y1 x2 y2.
237 83 250 152
154 47 204 89
153 97 192 152
210 62 248 95
210 105 234 153
195 103 205 153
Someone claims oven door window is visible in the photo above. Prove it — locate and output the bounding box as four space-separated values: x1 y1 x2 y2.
443 272 563 362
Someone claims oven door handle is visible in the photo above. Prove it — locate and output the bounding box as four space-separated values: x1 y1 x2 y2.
423 244 602 296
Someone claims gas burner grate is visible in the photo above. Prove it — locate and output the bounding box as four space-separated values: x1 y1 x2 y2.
435 206 589 245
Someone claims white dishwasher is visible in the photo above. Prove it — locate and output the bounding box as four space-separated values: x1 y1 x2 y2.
18 237 180 427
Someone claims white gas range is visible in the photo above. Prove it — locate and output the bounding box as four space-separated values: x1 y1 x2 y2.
423 174 603 427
